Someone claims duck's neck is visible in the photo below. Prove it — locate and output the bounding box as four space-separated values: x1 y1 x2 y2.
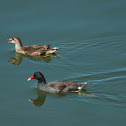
38 78 47 85
15 41 23 52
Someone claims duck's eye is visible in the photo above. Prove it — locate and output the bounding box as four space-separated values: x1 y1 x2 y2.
12 38 14 40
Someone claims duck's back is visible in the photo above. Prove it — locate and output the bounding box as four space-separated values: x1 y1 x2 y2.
25 45 50 49
49 81 79 87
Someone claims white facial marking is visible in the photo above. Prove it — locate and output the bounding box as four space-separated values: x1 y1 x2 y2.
15 43 18 49
11 40 15 43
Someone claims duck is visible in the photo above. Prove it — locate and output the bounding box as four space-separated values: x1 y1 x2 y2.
28 72 91 94
8 37 58 56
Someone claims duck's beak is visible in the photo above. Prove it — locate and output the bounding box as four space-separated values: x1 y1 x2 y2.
28 78 32 81
27 74 34 81
8 38 13 43
28 99 34 103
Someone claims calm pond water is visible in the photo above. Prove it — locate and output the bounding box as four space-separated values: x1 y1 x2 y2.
0 0 126 126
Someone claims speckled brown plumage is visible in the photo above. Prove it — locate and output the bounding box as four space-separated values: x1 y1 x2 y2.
8 37 58 56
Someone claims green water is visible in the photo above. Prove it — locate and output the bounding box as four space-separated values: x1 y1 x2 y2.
0 0 126 126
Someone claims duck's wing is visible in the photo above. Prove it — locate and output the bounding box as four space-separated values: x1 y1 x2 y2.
28 45 51 49
22 46 46 55
48 81 67 91
48 81 79 92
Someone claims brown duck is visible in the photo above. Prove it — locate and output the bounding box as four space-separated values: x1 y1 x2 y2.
8 37 58 56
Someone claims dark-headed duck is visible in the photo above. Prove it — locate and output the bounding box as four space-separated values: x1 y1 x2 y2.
28 72 91 94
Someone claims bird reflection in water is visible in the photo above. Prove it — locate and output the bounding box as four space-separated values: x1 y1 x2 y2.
28 89 89 107
28 89 66 107
28 90 46 107
9 51 61 65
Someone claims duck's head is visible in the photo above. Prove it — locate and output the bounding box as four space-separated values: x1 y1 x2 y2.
28 72 46 83
8 37 21 44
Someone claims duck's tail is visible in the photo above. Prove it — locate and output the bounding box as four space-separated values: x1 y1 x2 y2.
46 47 59 54
52 47 59 52
78 82 91 91
52 47 59 50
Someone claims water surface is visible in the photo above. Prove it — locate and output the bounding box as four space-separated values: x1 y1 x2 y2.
0 0 126 126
